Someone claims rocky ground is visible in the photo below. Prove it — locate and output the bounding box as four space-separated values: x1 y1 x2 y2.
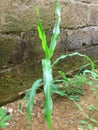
1 82 98 130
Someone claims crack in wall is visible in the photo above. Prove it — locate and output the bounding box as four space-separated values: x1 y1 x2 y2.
1 25 98 36
60 25 98 31
74 0 98 5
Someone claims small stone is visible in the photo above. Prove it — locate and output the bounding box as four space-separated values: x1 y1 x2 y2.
95 127 98 130
32 113 37 118
13 117 18 122
77 127 83 130
2 106 7 110
8 108 13 114
5 122 10 126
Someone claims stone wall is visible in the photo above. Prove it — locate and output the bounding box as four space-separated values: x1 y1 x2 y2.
0 0 98 105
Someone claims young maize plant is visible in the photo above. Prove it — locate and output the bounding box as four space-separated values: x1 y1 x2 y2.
20 3 95 130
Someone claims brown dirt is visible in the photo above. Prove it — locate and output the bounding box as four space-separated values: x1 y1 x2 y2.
1 84 98 130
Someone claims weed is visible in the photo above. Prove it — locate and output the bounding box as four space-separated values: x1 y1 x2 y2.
76 69 98 130
0 107 10 128
79 105 98 130
58 71 87 101
82 69 98 101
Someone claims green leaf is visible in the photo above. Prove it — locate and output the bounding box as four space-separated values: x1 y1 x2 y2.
52 84 66 97
25 79 42 122
90 118 97 123
58 71 70 82
56 2 61 17
49 2 61 58
69 95 80 102
0 122 6 128
83 70 98 79
87 81 94 86
52 52 94 71
0 108 5 120
52 55 67 67
80 120 87 124
35 5 39 17
88 124 94 130
87 105 98 111
1 115 10 123
75 102 83 111
84 114 89 119
0 108 3 114
79 125 84 129
37 20 49 59
36 6 49 59
0 108 10 128
84 55 95 71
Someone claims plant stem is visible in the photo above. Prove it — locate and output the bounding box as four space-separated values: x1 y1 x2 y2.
42 59 53 128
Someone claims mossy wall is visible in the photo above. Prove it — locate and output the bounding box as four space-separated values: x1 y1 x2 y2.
0 0 98 105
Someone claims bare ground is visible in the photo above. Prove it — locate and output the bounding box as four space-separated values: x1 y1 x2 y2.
1 84 98 130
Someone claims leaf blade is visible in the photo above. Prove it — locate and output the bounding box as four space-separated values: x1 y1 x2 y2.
49 2 61 58
36 6 49 59
25 79 42 122
52 52 94 71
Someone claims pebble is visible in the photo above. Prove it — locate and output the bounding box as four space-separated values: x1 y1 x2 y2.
5 122 10 126
95 127 98 130
8 108 13 114
77 127 83 130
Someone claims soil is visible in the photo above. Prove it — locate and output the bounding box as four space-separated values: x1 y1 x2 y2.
1 84 98 130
